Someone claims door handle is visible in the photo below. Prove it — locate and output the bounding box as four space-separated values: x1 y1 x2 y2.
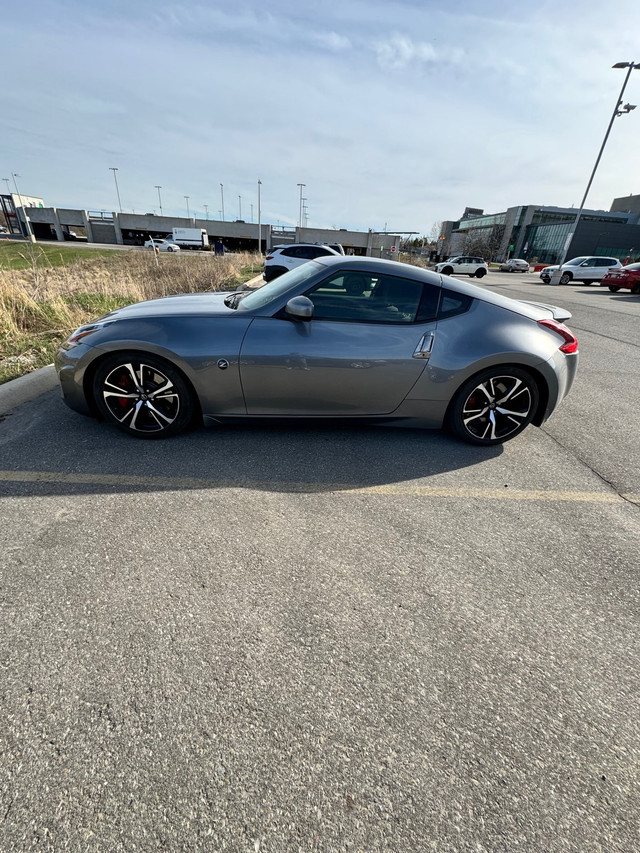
413 331 435 359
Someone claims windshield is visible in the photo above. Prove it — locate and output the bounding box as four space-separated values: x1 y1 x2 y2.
565 257 588 266
239 261 323 310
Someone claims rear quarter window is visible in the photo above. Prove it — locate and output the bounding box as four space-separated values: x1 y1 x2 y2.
438 288 473 320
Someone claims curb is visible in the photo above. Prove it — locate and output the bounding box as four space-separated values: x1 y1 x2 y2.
0 364 58 415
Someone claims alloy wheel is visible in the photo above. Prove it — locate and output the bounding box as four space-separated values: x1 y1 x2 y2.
461 375 533 441
98 359 184 435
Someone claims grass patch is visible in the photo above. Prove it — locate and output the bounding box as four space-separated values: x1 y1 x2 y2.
0 241 117 270
0 250 263 384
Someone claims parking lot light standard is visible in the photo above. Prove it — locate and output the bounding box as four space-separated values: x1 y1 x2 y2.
155 185 163 216
553 61 639 278
109 167 122 213
11 172 36 243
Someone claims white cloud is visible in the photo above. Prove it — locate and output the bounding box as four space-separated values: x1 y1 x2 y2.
314 31 351 51
374 34 438 70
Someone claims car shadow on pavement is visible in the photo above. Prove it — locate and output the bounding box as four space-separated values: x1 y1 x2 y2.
0 391 502 497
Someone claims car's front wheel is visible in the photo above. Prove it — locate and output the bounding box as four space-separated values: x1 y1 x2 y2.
446 367 539 446
608 285 620 292
441 266 454 276
560 272 572 285
93 353 196 438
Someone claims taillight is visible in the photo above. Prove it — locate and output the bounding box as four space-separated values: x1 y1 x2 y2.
265 255 273 260
538 318 578 354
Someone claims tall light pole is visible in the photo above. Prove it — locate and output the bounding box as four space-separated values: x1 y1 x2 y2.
220 183 225 221
11 173 35 242
250 204 254 223
257 179 262 255
109 167 122 213
2 177 10 194
155 185 163 215
297 183 306 229
555 61 639 272
238 195 242 220
203 204 209 219
184 196 190 219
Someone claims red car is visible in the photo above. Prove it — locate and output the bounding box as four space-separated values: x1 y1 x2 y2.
602 263 640 293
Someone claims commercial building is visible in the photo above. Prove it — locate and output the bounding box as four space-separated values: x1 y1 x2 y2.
3 194 399 257
440 197 640 264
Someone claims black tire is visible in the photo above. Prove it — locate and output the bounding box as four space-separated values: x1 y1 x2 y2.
631 283 640 295
608 285 620 292
446 366 539 446
441 266 454 276
541 276 550 283
93 353 196 438
167 246 174 252
475 268 486 278
560 272 572 285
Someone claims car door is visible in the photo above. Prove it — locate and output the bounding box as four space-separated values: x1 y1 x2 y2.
239 269 441 415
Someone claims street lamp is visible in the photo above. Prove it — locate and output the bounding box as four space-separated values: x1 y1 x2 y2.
11 173 36 242
109 167 122 213
184 195 190 218
203 204 209 219
220 183 225 221
2 178 10 194
238 195 242 220
155 185 163 216
555 61 639 275
297 183 306 229
257 179 262 255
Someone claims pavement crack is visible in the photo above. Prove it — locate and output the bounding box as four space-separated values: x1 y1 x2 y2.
540 426 640 510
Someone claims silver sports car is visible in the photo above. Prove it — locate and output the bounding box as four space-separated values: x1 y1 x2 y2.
55 256 578 446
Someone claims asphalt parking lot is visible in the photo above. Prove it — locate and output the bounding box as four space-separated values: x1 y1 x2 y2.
0 270 638 852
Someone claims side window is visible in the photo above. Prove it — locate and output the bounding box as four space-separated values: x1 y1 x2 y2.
438 288 473 320
305 271 424 324
308 246 332 259
583 259 597 267
281 247 298 258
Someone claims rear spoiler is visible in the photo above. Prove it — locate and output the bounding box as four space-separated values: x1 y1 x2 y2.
517 300 572 322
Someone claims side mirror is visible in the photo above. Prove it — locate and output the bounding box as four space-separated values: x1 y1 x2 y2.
285 295 314 320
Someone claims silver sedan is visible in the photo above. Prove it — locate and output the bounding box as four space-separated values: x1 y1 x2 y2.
55 256 578 446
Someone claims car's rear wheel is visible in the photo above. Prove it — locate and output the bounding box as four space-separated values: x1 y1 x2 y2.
441 266 454 276
608 285 621 292
560 272 572 285
475 268 486 278
446 367 539 446
631 283 640 295
93 353 196 439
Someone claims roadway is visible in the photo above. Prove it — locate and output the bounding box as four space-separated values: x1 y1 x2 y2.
0 271 638 851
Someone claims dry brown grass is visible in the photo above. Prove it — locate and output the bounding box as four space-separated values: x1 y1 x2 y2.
0 250 262 383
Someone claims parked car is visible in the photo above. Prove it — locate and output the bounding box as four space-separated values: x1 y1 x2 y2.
539 256 622 284
55 255 578 447
601 262 640 293
263 243 341 281
319 242 345 255
144 238 181 253
434 256 488 278
499 259 530 273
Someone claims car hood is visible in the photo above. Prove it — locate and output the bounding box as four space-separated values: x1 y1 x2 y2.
99 291 237 321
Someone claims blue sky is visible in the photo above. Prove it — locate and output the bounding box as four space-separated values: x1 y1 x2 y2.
3 0 640 233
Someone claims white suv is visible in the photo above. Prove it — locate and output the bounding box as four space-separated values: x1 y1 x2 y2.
539 256 622 284
434 256 488 278
263 243 341 281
